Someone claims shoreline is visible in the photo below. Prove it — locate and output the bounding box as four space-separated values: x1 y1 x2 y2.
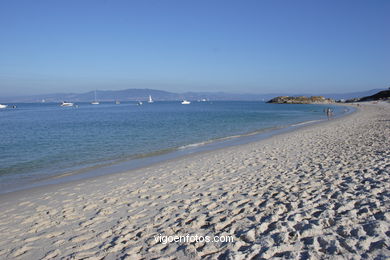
0 104 353 196
0 102 388 259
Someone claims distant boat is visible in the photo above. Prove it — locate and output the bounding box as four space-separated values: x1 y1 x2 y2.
0 104 8 109
115 100 120 104
138 101 143 106
91 90 100 105
148 95 154 103
181 100 191 105
201 98 207 102
60 101 74 107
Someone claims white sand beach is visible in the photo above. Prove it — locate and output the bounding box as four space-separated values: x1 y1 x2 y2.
0 102 389 259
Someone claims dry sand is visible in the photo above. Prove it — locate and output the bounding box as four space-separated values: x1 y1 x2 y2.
0 102 389 259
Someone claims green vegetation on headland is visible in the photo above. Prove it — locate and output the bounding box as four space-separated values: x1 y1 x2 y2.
267 88 390 104
267 96 335 104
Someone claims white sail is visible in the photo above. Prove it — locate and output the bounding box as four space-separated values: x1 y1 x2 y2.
91 90 100 105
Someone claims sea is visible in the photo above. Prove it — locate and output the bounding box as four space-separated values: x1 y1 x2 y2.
0 101 350 194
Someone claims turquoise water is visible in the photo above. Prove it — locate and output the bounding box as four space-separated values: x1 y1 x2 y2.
0 101 346 193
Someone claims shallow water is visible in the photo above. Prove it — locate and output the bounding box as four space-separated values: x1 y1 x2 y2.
0 101 346 193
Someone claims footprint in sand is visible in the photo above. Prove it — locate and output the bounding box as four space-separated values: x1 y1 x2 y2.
11 245 33 257
42 249 61 260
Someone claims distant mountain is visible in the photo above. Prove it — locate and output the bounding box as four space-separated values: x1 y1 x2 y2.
1 89 177 103
0 88 386 103
0 89 294 102
316 89 385 100
179 92 285 101
74 89 178 101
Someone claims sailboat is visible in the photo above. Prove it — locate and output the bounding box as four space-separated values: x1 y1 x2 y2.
148 95 154 103
91 90 100 105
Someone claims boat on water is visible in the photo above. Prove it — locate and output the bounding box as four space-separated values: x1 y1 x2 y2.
138 101 143 106
115 100 120 104
60 101 74 107
91 90 100 105
181 100 191 105
148 95 154 103
0 104 8 109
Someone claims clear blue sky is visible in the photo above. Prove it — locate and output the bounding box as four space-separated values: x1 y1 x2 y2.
0 0 389 95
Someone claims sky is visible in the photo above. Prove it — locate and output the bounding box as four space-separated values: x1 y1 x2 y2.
0 0 389 96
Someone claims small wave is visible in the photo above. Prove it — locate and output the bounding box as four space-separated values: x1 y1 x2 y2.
291 120 323 127
178 141 213 149
177 127 280 150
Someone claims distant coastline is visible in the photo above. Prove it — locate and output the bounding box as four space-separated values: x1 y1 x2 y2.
0 88 386 103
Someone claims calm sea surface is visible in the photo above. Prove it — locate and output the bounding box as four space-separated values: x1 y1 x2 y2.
0 101 347 193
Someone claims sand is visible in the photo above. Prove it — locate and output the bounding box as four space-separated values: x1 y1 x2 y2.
0 102 389 259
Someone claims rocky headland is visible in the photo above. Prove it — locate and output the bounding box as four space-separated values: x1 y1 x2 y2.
267 96 335 104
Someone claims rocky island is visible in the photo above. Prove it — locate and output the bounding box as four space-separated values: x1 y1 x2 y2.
267 95 335 104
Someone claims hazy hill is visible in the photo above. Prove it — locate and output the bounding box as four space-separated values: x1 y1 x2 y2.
0 88 386 103
0 89 294 102
317 89 385 100
1 89 176 103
